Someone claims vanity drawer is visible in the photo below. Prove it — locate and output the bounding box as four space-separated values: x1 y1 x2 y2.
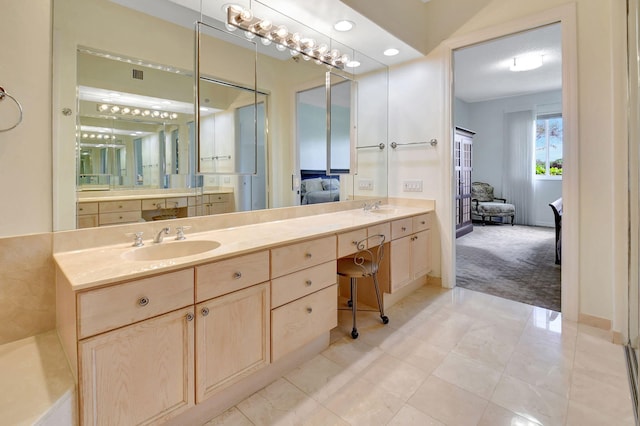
271 284 337 361
166 197 188 208
99 200 141 213
271 236 336 278
412 213 431 233
337 228 367 258
78 268 194 339
141 199 166 210
208 193 230 204
271 260 337 308
391 218 413 240
77 202 98 215
196 251 270 302
368 222 391 246
99 211 141 225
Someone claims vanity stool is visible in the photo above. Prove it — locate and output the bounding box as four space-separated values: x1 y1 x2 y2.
337 234 389 339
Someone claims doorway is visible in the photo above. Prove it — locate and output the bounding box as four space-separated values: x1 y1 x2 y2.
452 23 563 312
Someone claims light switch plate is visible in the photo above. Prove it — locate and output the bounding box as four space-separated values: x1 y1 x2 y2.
358 179 373 190
403 180 423 192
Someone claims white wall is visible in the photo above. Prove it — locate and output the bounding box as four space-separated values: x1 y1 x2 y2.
459 90 562 226
0 0 52 237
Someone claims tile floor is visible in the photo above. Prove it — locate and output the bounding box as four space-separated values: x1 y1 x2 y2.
204 285 635 425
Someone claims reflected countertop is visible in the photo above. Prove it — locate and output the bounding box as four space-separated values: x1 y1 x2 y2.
76 188 233 203
54 203 434 291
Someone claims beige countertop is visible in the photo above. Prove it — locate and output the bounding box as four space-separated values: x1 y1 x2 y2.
76 189 233 203
54 204 433 291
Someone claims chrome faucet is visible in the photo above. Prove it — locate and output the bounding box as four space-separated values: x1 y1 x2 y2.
153 227 170 243
372 200 382 210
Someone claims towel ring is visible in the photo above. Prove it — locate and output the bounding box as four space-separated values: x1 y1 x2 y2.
0 86 24 132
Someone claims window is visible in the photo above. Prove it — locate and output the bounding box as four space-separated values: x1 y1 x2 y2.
535 113 563 177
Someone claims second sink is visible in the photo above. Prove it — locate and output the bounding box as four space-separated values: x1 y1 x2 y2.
122 240 221 261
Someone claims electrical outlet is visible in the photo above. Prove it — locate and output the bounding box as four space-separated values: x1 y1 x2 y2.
403 180 423 192
358 179 373 190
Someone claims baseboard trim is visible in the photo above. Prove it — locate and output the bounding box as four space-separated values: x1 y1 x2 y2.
613 331 624 345
578 313 612 330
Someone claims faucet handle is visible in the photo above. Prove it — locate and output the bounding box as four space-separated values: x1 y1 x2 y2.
175 225 192 240
126 232 144 247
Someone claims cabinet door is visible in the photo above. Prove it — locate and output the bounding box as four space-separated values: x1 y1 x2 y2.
390 236 411 292
411 230 431 279
195 283 270 403
79 307 195 426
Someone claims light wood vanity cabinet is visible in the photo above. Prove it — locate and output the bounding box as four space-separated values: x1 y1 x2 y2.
270 236 338 361
77 270 196 425
79 307 195 425
195 283 270 403
194 251 270 402
390 213 432 292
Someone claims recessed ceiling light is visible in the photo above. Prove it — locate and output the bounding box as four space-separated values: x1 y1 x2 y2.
383 48 399 57
346 60 361 68
334 20 355 32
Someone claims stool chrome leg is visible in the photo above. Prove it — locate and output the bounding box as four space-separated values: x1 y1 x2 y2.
372 273 389 325
350 277 358 339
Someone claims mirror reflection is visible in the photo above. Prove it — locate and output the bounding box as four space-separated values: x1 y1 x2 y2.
54 0 389 231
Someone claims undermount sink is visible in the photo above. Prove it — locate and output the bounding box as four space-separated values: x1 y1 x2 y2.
122 240 221 261
370 207 398 214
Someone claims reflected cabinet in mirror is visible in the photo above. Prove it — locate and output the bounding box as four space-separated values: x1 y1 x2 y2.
53 0 389 231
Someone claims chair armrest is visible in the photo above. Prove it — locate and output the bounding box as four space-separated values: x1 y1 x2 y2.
494 197 507 203
471 199 480 208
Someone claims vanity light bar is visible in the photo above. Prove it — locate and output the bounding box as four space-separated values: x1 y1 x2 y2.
80 132 117 140
226 6 349 69
96 103 179 120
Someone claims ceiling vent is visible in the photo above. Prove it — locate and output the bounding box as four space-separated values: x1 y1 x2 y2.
132 69 144 80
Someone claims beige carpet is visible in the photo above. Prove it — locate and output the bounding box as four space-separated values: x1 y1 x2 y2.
455 224 561 312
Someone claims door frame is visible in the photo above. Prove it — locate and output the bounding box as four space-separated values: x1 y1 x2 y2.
442 3 579 320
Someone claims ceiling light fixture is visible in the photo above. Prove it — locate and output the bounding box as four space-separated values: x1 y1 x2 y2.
509 54 543 72
383 48 399 57
333 20 354 32
226 6 350 69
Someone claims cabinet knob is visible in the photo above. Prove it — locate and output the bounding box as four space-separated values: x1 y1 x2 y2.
305 253 312 259
306 307 313 314
305 280 312 286
233 272 242 279
201 307 210 316
138 296 149 307
186 312 194 322
421 221 426 225
401 227 406 231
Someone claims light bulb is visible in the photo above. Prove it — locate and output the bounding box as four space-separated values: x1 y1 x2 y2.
239 8 253 22
330 49 340 58
261 37 272 46
110 106 120 113
290 49 300 57
152 111 160 117
275 43 287 52
98 104 109 112
225 23 237 32
258 20 272 31
170 113 178 119
244 31 255 40
275 25 288 39
132 109 140 115
122 107 130 114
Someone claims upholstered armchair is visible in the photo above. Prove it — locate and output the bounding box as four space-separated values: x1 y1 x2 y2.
471 182 516 225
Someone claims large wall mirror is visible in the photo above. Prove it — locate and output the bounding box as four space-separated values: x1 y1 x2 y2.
53 0 389 231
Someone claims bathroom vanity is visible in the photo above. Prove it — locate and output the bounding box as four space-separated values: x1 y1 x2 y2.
54 201 434 425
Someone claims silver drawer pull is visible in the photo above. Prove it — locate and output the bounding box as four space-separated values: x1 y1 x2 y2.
305 253 312 259
186 312 194 322
305 280 312 286
306 307 313 314
201 307 210 316
138 297 149 307
233 272 242 279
